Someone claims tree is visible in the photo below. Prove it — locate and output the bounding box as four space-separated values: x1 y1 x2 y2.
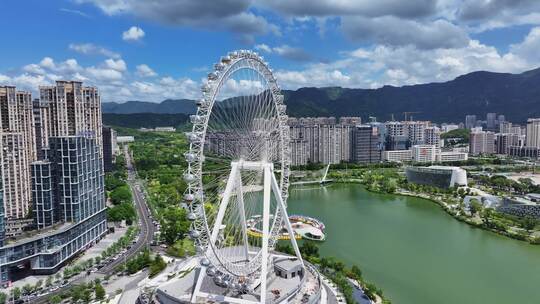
350 265 363 280
149 254 167 277
109 185 132 205
160 207 190 245
0 292 6 304
22 284 33 295
50 295 62 304
521 216 537 231
300 241 319 258
11 287 21 300
469 199 482 215
46 276 53 287
95 282 106 300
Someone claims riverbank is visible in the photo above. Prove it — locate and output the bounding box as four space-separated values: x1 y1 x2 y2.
287 183 540 304
324 174 540 245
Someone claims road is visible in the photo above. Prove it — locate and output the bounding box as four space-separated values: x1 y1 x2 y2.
33 145 155 303
98 145 156 274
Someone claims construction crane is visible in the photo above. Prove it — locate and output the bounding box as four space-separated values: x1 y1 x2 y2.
403 111 421 121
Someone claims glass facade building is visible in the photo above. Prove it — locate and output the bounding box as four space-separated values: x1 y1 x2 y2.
0 136 107 282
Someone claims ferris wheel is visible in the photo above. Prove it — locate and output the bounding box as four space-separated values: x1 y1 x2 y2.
183 50 303 303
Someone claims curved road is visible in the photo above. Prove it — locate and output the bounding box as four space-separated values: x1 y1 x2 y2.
98 145 155 273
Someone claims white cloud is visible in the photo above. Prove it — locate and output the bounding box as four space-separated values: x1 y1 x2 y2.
23 64 45 75
104 59 127 72
69 43 120 58
509 26 540 63
86 67 123 81
40 57 56 69
341 16 469 49
122 26 145 41
0 74 11 83
255 44 272 53
254 44 312 61
136 64 157 77
60 8 91 18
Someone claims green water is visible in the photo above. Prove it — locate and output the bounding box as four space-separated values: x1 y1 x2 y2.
287 184 540 304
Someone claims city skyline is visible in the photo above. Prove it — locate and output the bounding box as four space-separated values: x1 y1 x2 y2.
2 1 540 103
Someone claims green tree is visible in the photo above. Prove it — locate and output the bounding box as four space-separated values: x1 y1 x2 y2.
521 216 537 231
350 265 363 280
469 199 482 215
149 254 167 277
0 292 6 304
160 207 190 245
22 283 33 295
109 185 132 205
50 295 62 304
300 241 319 258
45 276 53 287
95 282 106 300
11 287 21 300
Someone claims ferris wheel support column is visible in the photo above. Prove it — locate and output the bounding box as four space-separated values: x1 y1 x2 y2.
259 164 272 304
209 163 239 244
235 171 250 261
270 171 304 267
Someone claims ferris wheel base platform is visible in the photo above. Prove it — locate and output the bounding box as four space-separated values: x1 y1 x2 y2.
154 254 335 304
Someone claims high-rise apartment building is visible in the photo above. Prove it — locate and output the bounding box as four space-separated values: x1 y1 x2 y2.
0 189 4 247
385 121 430 148
424 126 441 148
465 115 477 129
470 130 495 155
352 125 381 163
486 113 497 130
495 133 524 154
33 99 46 160
102 126 117 172
288 117 355 165
39 81 103 150
0 87 35 219
526 118 540 148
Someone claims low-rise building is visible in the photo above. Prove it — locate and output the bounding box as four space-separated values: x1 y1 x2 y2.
117 136 135 143
508 146 539 159
406 166 467 188
382 150 412 162
438 151 468 162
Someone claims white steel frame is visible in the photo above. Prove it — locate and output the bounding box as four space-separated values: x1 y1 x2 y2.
191 161 303 304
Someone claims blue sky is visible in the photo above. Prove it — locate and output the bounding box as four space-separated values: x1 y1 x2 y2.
2 0 540 103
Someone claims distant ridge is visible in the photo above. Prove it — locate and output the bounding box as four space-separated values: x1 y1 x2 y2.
102 67 540 123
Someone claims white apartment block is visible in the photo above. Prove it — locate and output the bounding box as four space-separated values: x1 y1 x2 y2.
383 150 412 162
438 151 468 162
412 145 440 163
39 81 103 150
526 118 540 148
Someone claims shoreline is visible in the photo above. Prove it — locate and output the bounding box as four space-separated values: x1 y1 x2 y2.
325 179 538 245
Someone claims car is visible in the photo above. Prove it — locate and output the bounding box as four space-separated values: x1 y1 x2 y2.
50 286 59 292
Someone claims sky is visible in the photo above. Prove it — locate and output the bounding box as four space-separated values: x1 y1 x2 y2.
2 0 540 103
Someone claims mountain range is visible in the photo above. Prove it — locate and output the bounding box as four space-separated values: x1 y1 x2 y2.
102 67 540 124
